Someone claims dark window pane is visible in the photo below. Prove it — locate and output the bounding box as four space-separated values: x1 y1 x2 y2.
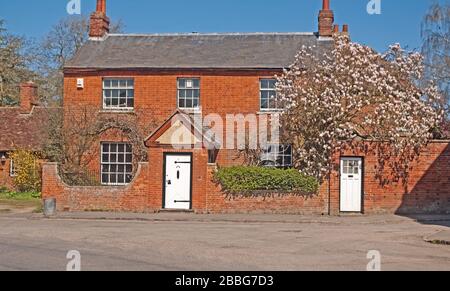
111 80 119 88
104 80 111 88
193 89 199 98
112 98 119 106
118 144 125 152
118 164 125 172
261 99 268 109
268 80 276 88
179 99 185 108
193 79 200 88
119 80 127 87
110 175 117 184
186 99 192 108
111 144 117 152
119 90 127 98
102 165 109 173
126 154 132 163
178 79 186 88
125 174 133 183
126 144 132 153
110 154 117 163
127 99 134 108
104 90 111 98
117 174 125 184
112 90 119 98
127 89 134 97
127 79 134 87
118 154 124 163
102 154 109 162
126 165 132 173
102 174 109 184
102 144 109 152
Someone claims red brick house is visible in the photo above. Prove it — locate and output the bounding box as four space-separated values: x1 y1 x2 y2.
42 0 450 214
0 82 53 190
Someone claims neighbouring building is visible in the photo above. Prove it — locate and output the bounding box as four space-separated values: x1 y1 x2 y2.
41 0 450 214
0 82 54 190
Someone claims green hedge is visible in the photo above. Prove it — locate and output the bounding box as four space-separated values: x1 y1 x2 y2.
214 166 319 194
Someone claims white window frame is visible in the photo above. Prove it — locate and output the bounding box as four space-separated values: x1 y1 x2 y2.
260 79 281 111
177 78 200 109
102 78 135 111
100 142 133 186
261 144 293 168
9 158 17 177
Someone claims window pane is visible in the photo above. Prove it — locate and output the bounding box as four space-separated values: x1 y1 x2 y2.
111 90 119 98
178 79 186 88
261 80 268 89
119 90 127 98
127 79 134 88
127 99 134 108
126 154 132 163
186 99 192 108
193 79 200 88
127 89 134 97
102 154 109 162
111 80 119 88
179 90 186 98
103 80 111 88
119 80 127 87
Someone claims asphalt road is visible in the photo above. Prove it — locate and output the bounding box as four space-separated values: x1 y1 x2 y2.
0 215 449 271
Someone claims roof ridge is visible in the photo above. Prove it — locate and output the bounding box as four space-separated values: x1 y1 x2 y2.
106 32 316 37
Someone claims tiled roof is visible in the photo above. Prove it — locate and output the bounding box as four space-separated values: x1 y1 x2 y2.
0 107 59 152
65 33 334 69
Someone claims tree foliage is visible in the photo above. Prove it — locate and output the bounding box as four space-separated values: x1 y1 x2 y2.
421 2 450 137
0 19 36 106
34 16 124 105
277 35 443 179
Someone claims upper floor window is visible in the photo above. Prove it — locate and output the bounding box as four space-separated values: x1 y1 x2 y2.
103 78 134 110
260 79 280 111
178 78 200 109
260 144 293 168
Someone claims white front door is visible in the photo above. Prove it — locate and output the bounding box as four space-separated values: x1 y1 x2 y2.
164 154 192 210
340 157 363 212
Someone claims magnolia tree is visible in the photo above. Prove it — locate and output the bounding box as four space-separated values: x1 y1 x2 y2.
277 35 443 179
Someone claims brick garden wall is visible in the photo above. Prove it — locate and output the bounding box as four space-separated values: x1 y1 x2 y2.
327 141 450 215
41 162 156 212
41 141 450 215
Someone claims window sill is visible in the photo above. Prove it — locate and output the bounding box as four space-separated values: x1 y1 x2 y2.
179 108 202 114
99 109 136 114
257 110 284 115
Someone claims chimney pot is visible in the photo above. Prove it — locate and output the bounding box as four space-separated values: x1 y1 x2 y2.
318 0 334 37
333 25 339 33
342 24 349 33
90 0 110 39
19 81 38 114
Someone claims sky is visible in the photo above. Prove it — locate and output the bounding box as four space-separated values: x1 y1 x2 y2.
0 0 447 52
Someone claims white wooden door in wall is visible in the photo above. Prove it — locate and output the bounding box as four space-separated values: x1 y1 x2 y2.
164 154 192 210
340 157 363 212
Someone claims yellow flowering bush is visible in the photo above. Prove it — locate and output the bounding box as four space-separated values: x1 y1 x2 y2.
9 150 41 192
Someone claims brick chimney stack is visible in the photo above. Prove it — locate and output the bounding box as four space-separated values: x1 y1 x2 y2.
89 0 110 39
318 0 334 37
20 81 38 114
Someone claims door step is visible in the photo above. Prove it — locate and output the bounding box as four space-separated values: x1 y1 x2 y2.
158 209 195 214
